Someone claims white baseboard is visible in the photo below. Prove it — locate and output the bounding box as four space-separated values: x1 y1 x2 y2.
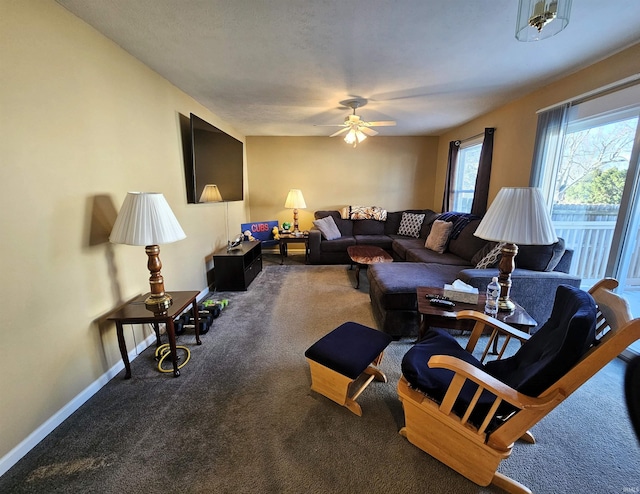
0 332 156 478
0 289 209 478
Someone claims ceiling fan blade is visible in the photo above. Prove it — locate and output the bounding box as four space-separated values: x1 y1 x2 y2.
360 127 378 136
330 127 350 137
364 121 397 127
315 124 348 127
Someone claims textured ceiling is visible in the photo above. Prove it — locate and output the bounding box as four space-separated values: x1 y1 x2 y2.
56 0 640 137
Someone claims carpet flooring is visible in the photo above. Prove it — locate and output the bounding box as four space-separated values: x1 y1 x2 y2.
1 256 638 493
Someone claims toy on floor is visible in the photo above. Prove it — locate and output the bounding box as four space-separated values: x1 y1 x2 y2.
201 299 229 319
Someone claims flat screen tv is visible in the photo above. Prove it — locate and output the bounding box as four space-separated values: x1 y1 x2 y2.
186 113 244 204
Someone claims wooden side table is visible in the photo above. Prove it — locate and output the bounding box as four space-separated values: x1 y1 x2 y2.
107 291 201 378
278 233 309 264
416 286 536 346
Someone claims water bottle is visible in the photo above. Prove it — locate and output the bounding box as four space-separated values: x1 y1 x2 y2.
485 277 500 318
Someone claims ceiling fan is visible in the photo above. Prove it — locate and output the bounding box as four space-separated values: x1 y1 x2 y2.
318 99 396 147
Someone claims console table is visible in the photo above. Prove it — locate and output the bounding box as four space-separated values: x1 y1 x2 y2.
107 291 201 378
213 241 262 291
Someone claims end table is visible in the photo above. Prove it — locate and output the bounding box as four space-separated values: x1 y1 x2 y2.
107 291 201 378
416 286 536 350
278 233 309 264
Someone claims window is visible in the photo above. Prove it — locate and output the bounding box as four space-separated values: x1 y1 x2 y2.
451 138 483 213
531 82 640 356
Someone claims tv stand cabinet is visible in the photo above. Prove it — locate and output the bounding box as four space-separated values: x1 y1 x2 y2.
213 241 262 291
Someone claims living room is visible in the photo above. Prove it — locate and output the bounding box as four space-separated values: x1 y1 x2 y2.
3 0 640 490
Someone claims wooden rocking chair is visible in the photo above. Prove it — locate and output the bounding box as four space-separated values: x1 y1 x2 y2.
398 279 640 494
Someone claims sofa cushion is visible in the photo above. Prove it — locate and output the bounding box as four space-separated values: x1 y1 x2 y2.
368 262 464 311
406 248 472 266
320 237 356 252
425 220 453 253
516 238 566 272
313 215 342 240
420 211 441 238
391 237 425 259
315 210 353 236
397 212 425 238
447 219 487 262
353 219 385 235
354 235 393 250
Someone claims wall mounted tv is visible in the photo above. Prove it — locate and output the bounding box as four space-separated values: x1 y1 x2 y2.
186 113 244 204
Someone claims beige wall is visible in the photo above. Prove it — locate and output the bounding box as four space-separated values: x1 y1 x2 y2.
1 0 248 464
434 43 640 210
246 136 439 229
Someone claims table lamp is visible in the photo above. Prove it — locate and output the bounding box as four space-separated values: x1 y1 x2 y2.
284 188 306 234
110 192 186 312
474 187 557 311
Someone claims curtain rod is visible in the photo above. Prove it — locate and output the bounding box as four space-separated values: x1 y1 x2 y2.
537 73 640 114
460 132 484 143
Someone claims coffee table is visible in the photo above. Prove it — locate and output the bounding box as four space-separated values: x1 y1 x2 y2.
347 245 393 289
416 286 536 350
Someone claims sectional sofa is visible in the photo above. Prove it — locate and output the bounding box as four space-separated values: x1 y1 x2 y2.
309 209 581 338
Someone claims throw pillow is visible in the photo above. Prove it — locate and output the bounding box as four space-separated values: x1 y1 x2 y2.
475 242 505 269
397 212 425 238
425 220 453 253
313 215 341 240
517 238 566 272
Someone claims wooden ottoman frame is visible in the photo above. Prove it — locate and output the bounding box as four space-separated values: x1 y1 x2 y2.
305 321 392 416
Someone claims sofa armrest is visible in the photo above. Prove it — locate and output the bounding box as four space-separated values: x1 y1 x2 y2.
456 268 582 331
308 228 322 252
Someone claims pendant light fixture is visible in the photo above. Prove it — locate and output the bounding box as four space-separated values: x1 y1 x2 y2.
516 0 572 42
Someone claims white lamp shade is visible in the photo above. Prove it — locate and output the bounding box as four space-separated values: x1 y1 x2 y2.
199 184 223 203
474 187 557 245
109 192 186 246
284 189 306 209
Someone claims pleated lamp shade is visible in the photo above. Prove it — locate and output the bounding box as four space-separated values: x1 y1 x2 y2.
199 184 223 203
110 192 186 246
474 187 557 245
284 189 307 209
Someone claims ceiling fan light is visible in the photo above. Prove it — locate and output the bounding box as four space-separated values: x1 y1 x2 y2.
515 0 571 42
344 129 357 145
355 130 367 143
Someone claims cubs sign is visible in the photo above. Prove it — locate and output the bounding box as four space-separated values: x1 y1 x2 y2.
240 220 279 246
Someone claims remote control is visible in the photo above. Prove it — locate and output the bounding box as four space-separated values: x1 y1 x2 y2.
430 298 455 308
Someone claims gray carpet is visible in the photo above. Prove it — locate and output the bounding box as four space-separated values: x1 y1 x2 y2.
1 257 638 493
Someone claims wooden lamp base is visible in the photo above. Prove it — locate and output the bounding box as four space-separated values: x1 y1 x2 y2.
144 244 173 313
497 242 517 312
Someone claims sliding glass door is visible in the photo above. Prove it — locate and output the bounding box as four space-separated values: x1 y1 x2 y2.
532 83 640 356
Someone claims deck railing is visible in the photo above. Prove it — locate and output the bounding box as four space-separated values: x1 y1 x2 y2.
554 220 640 287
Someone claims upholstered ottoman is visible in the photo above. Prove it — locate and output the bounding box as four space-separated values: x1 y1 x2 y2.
305 321 393 416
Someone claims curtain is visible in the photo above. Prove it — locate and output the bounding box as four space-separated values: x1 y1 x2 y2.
529 104 570 198
441 140 460 212
470 127 495 216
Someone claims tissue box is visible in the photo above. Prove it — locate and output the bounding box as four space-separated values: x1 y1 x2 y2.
444 285 479 305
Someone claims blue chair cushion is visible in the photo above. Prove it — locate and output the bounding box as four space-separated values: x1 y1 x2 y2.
485 284 597 396
305 322 392 380
402 329 499 418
